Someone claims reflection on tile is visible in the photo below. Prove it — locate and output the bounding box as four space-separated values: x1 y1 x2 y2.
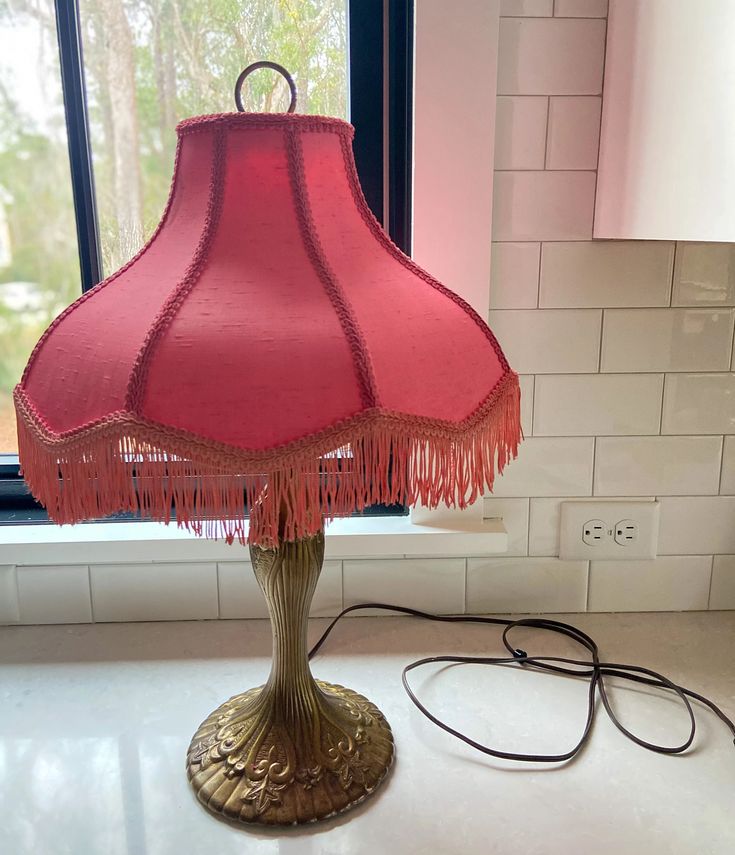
489 308 601 373
490 242 540 309
588 557 712 612
555 0 608 15
595 436 722 496
721 437 735 494
343 558 465 616
601 309 735 373
500 0 554 14
17 565 92 625
540 241 674 308
0 566 18 624
491 437 594 497
519 374 534 435
545 97 601 169
497 18 606 95
662 373 735 435
673 242 735 306
218 560 342 619
710 555 735 609
492 171 596 241
90 562 218 622
467 556 588 613
495 96 548 169
481 497 530 555
533 374 662 436
658 496 735 554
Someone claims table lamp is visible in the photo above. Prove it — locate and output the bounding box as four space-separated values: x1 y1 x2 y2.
14 63 521 826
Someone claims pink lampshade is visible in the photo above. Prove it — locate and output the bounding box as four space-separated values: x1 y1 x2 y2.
14 112 520 546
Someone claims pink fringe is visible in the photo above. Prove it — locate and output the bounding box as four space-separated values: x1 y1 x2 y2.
15 373 521 548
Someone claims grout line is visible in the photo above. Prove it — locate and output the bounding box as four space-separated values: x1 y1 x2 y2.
543 95 551 169
584 560 591 611
717 435 726 495
496 93 605 98
590 14 608 239
500 15 606 20
668 243 677 307
657 374 665 435
463 557 468 614
659 374 668 435
596 309 604 371
87 564 95 622
590 436 597 496
536 243 542 308
494 168 598 173
706 555 715 609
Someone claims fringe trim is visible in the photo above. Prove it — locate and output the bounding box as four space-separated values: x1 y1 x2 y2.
14 373 521 548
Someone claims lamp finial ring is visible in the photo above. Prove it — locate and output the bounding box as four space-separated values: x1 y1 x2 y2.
234 61 297 113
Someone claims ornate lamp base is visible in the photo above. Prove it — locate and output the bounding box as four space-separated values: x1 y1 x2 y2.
186 532 394 826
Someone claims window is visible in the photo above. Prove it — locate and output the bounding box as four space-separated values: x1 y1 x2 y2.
0 0 412 521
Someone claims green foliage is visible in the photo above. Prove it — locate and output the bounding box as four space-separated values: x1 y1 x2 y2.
0 0 347 448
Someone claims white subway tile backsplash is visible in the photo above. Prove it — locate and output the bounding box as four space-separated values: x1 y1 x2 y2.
490 242 540 309
594 436 723 496
673 243 735 307
710 556 735 609
482 498 530 555
528 496 654 556
519 374 534 435
500 0 554 14
467 557 588 613
539 241 674 308
545 96 601 169
0 566 18 624
90 562 218 622
497 18 606 95
492 171 596 241
533 374 663 436
495 97 548 170
658 497 735 555
218 562 268 619
554 0 608 16
492 437 594 497
601 309 735 373
488 309 601 373
218 560 342 619
662 373 735 435
17 565 92 625
721 437 735 494
588 556 712 612
343 559 465 616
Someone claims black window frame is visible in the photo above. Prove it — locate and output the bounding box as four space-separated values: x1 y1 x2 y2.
0 0 413 524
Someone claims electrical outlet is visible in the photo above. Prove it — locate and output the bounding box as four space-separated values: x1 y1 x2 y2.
559 501 659 560
582 520 606 546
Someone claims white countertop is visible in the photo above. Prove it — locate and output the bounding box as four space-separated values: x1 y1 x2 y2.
1 611 733 854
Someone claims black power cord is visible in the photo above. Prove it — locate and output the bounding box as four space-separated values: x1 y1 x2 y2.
308 604 735 763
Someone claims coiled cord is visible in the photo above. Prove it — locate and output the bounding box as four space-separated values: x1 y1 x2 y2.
308 604 735 763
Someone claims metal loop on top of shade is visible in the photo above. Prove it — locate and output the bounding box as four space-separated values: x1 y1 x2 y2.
234 61 297 113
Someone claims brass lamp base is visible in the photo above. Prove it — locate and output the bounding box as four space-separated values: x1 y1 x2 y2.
186 532 394 826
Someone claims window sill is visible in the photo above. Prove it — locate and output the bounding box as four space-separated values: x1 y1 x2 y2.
0 515 508 565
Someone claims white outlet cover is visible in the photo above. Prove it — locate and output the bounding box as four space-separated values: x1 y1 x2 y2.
559 501 660 560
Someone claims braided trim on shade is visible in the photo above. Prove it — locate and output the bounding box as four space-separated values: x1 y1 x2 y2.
176 112 354 138
14 371 521 547
285 126 379 409
125 127 227 411
338 134 510 371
